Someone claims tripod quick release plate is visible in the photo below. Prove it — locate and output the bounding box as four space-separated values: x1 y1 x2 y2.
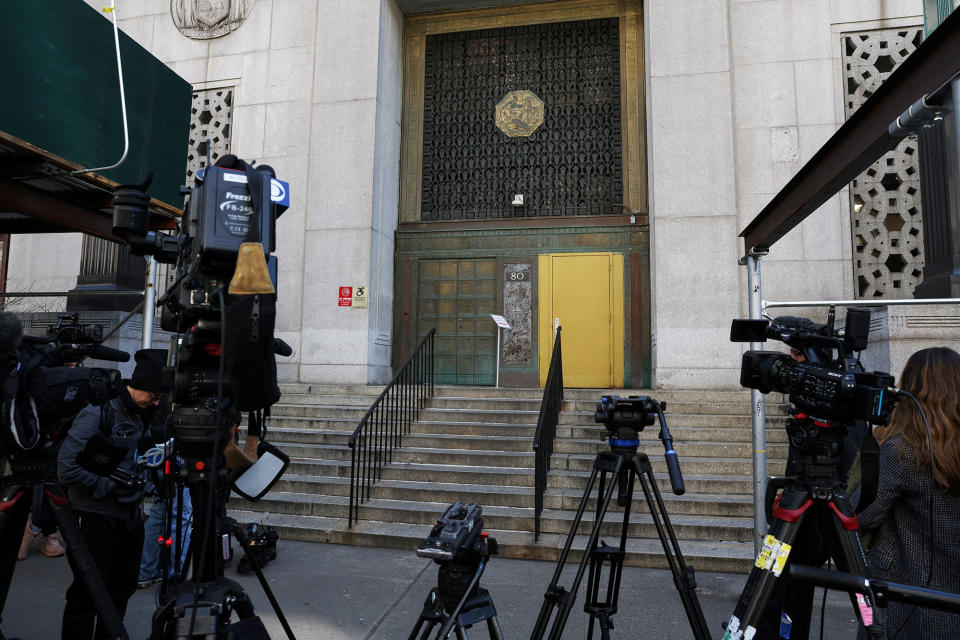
416 502 483 562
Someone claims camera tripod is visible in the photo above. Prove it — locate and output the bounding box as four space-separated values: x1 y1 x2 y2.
410 534 503 640
722 417 880 640
149 404 295 640
0 455 128 640
530 413 711 640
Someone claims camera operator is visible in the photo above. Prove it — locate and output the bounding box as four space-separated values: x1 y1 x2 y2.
57 348 167 640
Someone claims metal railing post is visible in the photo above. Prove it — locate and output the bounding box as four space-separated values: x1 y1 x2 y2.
746 250 769 555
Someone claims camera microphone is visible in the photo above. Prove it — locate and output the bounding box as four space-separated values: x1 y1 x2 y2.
75 343 132 362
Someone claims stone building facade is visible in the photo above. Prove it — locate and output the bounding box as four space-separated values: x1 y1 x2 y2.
8 0 938 389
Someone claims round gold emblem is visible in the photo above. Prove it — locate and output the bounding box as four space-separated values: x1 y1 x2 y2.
495 90 545 138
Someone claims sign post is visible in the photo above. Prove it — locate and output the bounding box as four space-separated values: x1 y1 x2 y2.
490 314 511 388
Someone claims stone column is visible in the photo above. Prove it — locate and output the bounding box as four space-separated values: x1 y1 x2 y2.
914 85 960 298
299 0 403 385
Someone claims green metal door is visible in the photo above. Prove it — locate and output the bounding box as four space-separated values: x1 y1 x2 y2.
418 259 497 385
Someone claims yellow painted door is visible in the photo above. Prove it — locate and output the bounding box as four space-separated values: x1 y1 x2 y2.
539 253 624 388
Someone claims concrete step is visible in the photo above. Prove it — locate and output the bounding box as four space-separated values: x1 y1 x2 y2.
270 442 788 475
561 411 787 428
227 509 754 572
283 458 760 494
258 384 787 572
240 493 755 543
262 427 791 458
261 419 790 446
270 475 753 517
417 408 539 425
564 399 789 415
433 385 545 400
277 383 384 397
426 396 543 411
561 388 755 403
271 404 370 420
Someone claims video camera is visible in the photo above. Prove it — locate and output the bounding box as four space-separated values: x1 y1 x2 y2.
110 155 292 639
0 313 128 459
730 308 897 426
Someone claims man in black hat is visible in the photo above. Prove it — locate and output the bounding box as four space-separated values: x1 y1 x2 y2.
57 348 168 640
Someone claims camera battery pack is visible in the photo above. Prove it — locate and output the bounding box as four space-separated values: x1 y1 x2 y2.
193 166 273 275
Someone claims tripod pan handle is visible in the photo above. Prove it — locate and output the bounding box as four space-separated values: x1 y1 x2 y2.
665 450 685 495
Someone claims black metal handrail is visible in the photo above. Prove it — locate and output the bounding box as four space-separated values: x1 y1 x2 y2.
533 326 563 541
348 328 435 527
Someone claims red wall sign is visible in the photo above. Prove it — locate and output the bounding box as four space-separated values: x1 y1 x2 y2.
338 286 353 307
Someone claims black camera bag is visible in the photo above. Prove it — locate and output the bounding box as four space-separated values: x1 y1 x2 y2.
216 155 280 412
225 293 280 412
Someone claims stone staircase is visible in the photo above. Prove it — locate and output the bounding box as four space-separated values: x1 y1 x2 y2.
231 384 790 573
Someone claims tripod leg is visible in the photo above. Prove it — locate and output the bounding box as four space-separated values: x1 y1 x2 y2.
723 489 810 640
632 456 712 640
455 625 468 640
486 615 504 640
44 487 129 640
408 616 436 640
530 458 607 640
232 523 297 640
544 454 624 640
827 499 882 638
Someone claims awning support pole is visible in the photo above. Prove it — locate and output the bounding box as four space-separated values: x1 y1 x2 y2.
142 256 157 349
746 249 769 556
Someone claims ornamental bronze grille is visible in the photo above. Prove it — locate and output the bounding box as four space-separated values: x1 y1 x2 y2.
421 18 622 220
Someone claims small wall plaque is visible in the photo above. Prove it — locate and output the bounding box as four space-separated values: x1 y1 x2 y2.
495 90 545 138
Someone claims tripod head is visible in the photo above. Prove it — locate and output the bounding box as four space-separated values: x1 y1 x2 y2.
594 396 685 495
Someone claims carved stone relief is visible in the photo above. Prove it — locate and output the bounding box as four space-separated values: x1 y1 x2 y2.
502 263 532 365
171 0 254 39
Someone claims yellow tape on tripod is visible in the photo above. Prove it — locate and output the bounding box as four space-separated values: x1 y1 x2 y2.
754 535 782 571
772 542 792 577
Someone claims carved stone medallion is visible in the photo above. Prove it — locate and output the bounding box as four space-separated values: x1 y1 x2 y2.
495 90 545 138
171 0 255 40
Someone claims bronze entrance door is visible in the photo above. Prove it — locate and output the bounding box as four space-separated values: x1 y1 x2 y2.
418 259 497 385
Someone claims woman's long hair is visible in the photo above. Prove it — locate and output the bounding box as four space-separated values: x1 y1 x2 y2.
875 347 960 488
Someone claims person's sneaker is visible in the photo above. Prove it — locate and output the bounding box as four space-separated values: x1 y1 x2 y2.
137 577 161 590
40 532 65 558
17 521 36 561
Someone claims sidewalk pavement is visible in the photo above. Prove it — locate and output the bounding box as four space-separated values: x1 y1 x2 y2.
5 539 858 639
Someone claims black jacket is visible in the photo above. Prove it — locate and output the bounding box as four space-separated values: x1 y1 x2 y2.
57 388 149 521
856 435 960 638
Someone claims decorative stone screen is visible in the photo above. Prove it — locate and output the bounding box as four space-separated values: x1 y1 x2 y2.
421 18 622 220
186 87 234 184
843 28 924 298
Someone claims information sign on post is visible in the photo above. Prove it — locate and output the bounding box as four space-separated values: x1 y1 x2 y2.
490 314 512 387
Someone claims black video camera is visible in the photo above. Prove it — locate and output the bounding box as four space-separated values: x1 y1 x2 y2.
0 314 129 459
730 308 897 425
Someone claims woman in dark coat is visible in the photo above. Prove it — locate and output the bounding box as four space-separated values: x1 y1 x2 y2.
856 347 960 639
